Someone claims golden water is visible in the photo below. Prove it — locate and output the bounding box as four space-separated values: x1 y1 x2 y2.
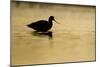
11 2 96 66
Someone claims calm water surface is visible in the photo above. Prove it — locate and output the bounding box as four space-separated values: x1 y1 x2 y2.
12 2 95 66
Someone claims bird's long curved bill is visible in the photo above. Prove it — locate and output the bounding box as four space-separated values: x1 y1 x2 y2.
54 19 60 24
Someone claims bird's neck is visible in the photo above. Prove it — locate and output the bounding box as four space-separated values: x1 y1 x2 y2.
48 19 53 24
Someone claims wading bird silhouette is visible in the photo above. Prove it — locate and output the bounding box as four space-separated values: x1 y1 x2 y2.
27 16 59 32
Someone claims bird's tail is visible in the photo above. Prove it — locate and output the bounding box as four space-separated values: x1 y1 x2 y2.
26 24 31 28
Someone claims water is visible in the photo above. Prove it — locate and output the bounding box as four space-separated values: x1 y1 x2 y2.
11 2 96 66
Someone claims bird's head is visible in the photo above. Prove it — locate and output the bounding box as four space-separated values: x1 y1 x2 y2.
49 16 55 20
49 16 60 24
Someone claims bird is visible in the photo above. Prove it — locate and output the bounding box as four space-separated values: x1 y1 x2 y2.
27 16 59 32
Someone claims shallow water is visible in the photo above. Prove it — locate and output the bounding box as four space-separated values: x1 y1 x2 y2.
11 2 96 66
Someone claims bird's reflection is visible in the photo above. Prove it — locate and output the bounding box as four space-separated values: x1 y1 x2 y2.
31 31 53 39
31 31 54 48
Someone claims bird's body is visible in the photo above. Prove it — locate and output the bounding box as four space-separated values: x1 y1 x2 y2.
27 16 57 32
27 20 52 32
